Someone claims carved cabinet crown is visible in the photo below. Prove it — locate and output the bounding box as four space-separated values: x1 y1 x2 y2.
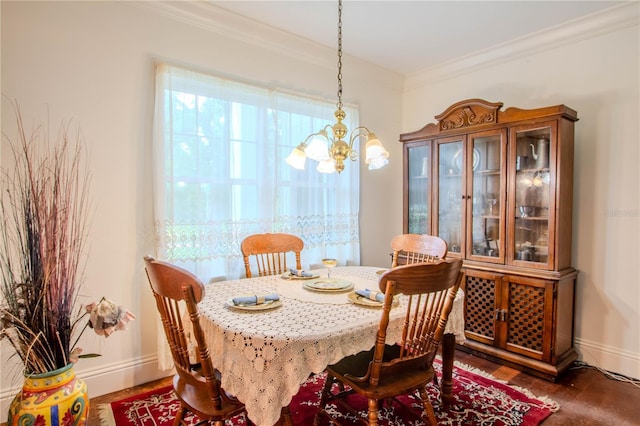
434 99 503 131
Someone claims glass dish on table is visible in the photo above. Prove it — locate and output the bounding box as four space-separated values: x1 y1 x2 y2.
303 279 353 292
321 258 338 278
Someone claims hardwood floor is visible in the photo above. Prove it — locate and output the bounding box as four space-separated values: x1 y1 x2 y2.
452 352 639 426
78 350 640 425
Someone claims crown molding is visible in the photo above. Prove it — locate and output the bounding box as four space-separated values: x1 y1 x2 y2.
404 2 640 90
130 1 636 93
128 1 402 90
130 1 338 72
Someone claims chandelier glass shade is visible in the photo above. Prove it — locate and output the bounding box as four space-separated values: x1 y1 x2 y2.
285 0 389 174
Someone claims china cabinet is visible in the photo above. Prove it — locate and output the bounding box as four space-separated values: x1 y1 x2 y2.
399 99 578 381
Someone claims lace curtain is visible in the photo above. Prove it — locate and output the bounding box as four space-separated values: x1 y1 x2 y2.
152 63 361 281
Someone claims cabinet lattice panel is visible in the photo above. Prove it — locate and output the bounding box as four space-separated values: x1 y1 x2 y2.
508 283 544 352
464 276 496 338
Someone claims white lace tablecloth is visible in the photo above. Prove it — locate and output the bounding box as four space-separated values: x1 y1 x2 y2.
197 266 465 426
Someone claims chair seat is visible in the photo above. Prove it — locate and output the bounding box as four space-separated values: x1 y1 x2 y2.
173 374 247 421
327 345 435 399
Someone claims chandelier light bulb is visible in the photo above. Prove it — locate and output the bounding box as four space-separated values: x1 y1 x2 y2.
305 133 331 161
285 144 307 170
317 158 337 174
365 136 389 169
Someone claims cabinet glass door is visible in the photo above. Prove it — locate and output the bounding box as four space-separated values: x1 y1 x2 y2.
468 130 506 262
406 143 431 234
510 124 555 268
436 138 464 255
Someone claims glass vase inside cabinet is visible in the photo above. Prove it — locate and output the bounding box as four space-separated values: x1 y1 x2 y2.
468 130 506 263
435 137 465 255
406 143 432 234
509 123 556 269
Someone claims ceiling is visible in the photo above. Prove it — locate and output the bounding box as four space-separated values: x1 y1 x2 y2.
211 1 625 75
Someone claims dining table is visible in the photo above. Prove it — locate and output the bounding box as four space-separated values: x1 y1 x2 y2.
196 265 465 426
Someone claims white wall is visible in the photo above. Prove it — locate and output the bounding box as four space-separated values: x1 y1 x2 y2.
0 1 404 419
2 1 637 420
402 3 639 379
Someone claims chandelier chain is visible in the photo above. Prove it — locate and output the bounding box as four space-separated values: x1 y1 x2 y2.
336 0 343 110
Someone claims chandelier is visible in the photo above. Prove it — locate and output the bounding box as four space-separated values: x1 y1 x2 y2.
285 0 389 174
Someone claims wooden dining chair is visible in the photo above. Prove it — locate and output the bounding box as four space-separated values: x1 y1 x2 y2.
241 233 304 278
143 256 254 426
313 259 463 426
390 234 448 267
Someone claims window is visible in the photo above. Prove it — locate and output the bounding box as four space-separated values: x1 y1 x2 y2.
152 64 360 280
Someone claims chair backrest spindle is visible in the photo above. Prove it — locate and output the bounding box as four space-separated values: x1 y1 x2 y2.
241 233 304 278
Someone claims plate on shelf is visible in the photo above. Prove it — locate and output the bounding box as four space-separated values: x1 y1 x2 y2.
347 291 399 308
303 279 354 292
225 297 283 311
452 148 480 172
281 272 320 280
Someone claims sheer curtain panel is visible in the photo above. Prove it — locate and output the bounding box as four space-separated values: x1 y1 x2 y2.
152 63 361 281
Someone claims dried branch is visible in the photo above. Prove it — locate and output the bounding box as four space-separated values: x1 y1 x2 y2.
0 101 92 374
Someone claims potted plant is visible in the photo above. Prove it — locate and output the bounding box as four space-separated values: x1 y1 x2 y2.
0 102 134 425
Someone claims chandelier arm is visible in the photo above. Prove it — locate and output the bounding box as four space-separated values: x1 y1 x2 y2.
303 128 325 144
320 124 334 140
300 125 333 147
348 126 372 148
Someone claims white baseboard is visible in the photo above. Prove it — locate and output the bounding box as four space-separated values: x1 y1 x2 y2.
0 355 171 424
575 337 640 380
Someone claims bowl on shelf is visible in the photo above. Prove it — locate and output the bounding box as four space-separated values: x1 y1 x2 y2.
518 205 536 217
516 244 536 261
516 249 534 261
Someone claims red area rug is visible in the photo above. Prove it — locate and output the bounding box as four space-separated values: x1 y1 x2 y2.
99 360 558 425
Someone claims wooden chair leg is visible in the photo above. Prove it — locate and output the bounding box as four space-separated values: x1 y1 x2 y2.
245 412 256 426
418 387 437 425
173 406 187 426
367 398 380 426
278 405 292 426
314 373 335 426
440 333 455 406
